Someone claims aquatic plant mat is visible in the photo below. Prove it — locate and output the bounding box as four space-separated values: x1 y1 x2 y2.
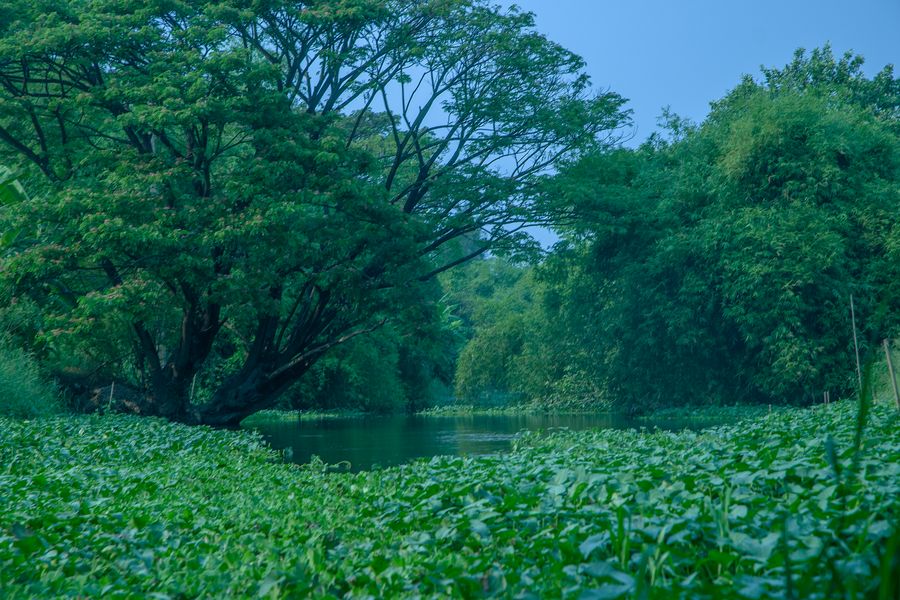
2 402 897 598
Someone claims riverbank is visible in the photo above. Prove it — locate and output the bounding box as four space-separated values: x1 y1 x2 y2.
239 403 778 423
418 403 779 421
238 405 557 424
240 408 369 427
2 402 897 598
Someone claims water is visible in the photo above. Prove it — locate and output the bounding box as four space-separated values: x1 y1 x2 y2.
247 413 727 471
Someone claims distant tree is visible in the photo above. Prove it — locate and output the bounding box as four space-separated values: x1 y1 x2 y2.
446 259 566 407
0 0 628 425
275 287 458 413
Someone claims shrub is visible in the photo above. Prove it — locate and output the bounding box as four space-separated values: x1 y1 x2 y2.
0 338 61 418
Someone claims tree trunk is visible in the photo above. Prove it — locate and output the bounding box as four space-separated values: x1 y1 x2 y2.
189 364 309 428
146 371 192 421
192 371 273 427
113 306 351 427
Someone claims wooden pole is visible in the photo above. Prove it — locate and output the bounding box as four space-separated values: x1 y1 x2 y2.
850 295 863 394
884 339 900 410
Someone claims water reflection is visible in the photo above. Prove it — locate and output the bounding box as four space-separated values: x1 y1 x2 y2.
248 413 724 471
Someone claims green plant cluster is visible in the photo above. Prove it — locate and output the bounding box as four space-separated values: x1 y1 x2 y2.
239 409 368 427
0 337 60 419
281 323 457 414
416 405 545 417
2 402 897 598
636 405 781 422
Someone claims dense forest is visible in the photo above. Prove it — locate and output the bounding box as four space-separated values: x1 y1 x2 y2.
1 1 898 598
451 47 900 413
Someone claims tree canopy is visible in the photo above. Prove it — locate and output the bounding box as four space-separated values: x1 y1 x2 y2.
0 0 628 424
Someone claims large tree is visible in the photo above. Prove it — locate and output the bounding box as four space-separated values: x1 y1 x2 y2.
0 0 628 425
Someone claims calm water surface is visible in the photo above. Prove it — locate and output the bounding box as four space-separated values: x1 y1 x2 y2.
247 413 727 471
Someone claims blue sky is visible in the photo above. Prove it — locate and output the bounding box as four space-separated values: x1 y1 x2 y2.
507 0 900 145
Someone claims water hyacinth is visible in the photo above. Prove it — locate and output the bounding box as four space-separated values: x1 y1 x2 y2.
1 402 898 598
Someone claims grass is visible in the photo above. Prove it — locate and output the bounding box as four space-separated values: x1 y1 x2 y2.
874 342 900 408
1 402 898 598
415 404 551 417
240 408 368 427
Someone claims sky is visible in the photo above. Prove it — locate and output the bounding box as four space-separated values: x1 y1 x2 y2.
506 0 900 145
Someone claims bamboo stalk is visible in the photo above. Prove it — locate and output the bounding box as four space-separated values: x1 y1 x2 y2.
884 339 900 410
107 381 115 412
850 295 862 394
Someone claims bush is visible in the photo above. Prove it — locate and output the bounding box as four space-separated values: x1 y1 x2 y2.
0 338 61 418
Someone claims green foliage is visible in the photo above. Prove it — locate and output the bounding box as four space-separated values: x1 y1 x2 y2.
416 404 543 417
447 261 559 405
504 47 900 413
287 329 409 413
0 0 627 424
439 258 529 337
873 341 900 404
0 165 26 210
447 256 613 409
240 409 367 427
454 319 526 403
186 316 454 415
0 337 60 418
637 404 781 422
268 290 457 413
1 403 897 597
